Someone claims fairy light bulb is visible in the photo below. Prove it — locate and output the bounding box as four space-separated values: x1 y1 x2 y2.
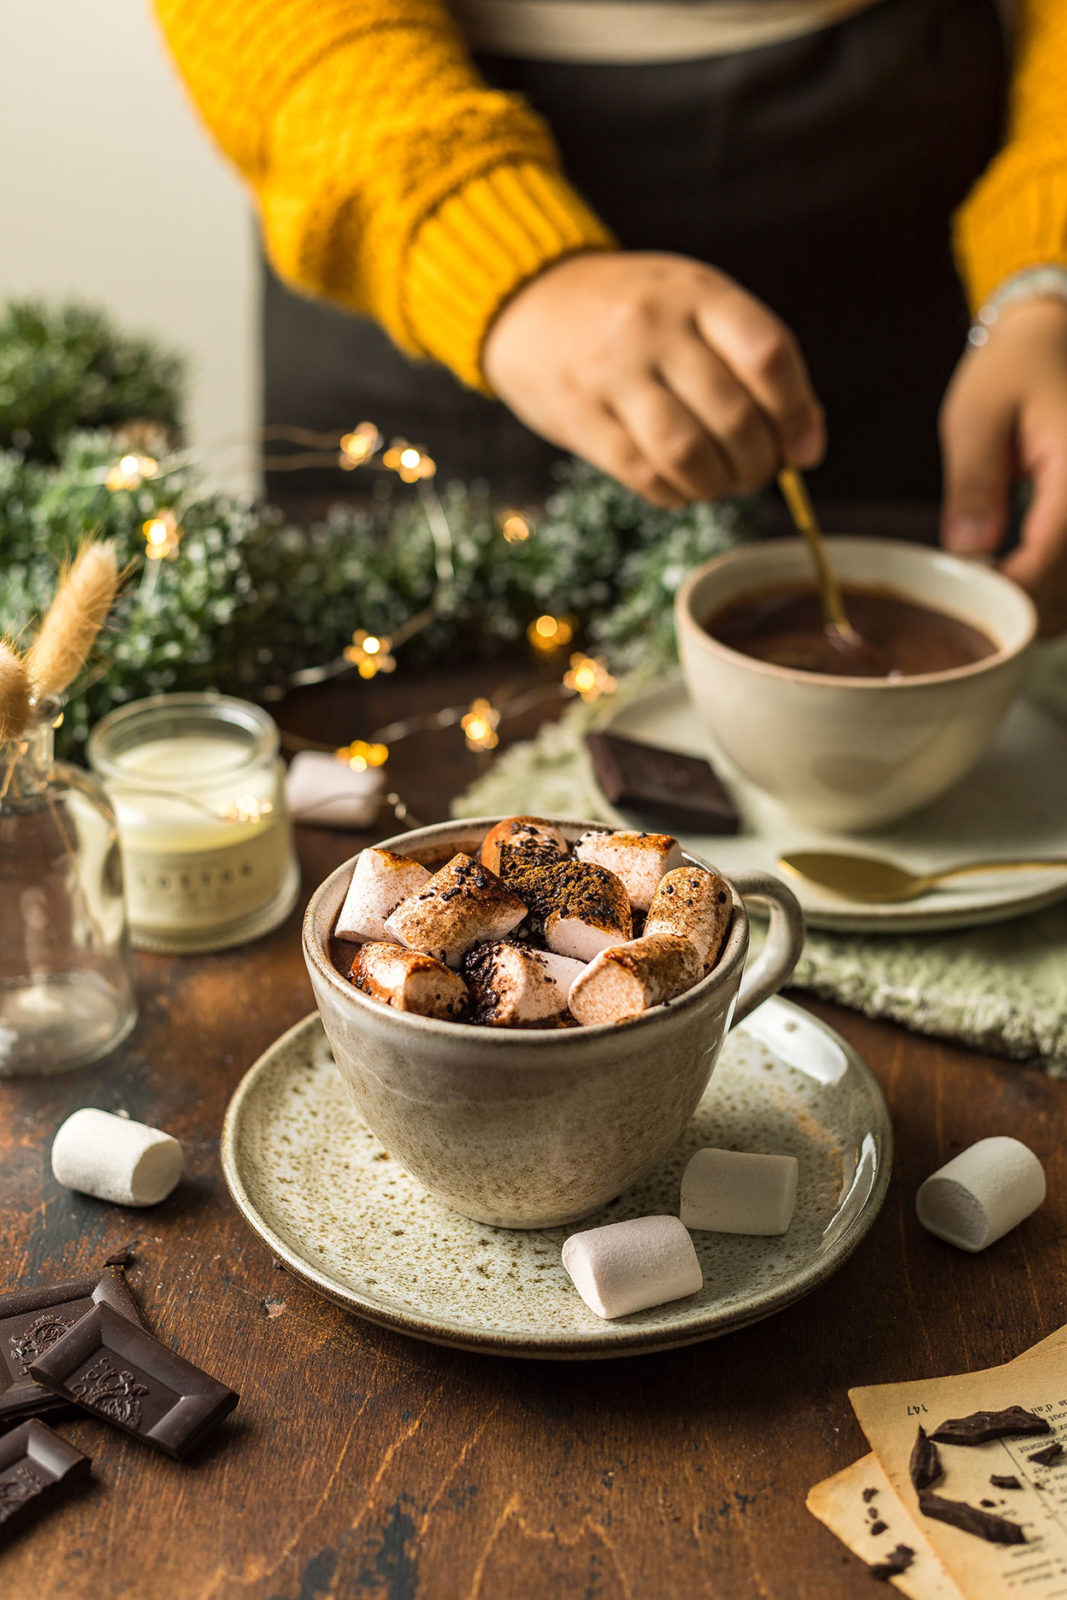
335 741 389 771
343 630 397 678
526 613 575 653
383 438 437 483
461 698 500 752
499 511 532 543
339 421 381 469
563 653 617 702
142 509 181 560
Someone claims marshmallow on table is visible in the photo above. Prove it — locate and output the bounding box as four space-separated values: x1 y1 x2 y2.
480 816 569 880
680 1147 799 1235
562 1215 703 1320
645 866 732 970
350 942 469 1019
511 859 632 962
464 941 585 1026
335 848 431 943
568 933 701 1026
385 853 526 967
574 830 684 912
52 1108 183 1207
285 750 385 828
916 1137 1046 1252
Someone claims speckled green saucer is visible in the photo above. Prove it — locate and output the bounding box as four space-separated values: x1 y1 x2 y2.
221 1002 891 1359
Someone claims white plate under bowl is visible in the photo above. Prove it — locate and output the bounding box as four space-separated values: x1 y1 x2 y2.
221 1005 891 1359
604 680 1067 934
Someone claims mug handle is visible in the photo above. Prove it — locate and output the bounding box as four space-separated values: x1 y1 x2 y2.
728 871 806 1028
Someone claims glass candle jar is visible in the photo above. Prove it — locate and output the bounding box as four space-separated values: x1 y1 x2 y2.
88 693 299 953
0 699 137 1076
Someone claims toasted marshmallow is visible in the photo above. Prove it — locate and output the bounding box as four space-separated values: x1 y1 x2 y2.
480 816 569 880
573 830 683 911
464 941 586 1026
568 932 701 1026
645 866 732 970
511 858 632 961
334 848 431 944
385 853 527 967
350 942 469 1019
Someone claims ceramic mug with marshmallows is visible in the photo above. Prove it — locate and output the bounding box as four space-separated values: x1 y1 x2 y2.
302 816 804 1229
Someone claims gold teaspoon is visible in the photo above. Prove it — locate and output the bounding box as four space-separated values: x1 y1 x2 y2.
778 849 1067 905
776 467 853 634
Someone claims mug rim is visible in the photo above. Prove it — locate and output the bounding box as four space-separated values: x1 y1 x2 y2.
676 535 1037 691
302 814 750 1044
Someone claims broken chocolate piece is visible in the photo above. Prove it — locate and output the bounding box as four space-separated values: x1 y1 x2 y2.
1029 1441 1063 1466
869 1519 888 1537
0 1419 90 1543
0 1258 144 1423
861 1486 878 1504
990 1474 1022 1490
930 1406 1051 1445
980 1499 997 1507
29 1303 237 1460
909 1425 943 1491
918 1491 1026 1544
868 1544 914 1582
584 731 740 833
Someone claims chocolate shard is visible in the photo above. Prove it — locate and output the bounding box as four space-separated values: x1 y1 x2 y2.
0 1419 90 1543
861 1487 878 1504
929 1406 1051 1446
1029 1441 1063 1466
990 1474 1022 1490
29 1303 237 1461
918 1491 1027 1545
909 1425 943 1491
0 1259 144 1424
868 1544 914 1582
584 731 740 834
869 1519 888 1537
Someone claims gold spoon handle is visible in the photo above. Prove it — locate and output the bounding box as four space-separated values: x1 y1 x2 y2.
919 857 1067 890
777 467 852 634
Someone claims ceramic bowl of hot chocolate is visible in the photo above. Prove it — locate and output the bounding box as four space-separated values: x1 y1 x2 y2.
676 537 1037 831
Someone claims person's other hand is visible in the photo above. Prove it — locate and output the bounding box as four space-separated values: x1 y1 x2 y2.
940 296 1067 635
482 251 825 508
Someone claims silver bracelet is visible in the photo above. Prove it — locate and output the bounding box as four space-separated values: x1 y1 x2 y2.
968 265 1067 347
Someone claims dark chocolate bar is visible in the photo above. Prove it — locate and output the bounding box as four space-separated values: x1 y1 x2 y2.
990 1474 1022 1490
930 1406 1051 1446
909 1426 943 1491
29 1303 238 1460
868 1544 914 1582
584 730 740 833
918 1491 1027 1545
0 1256 143 1423
1029 1441 1063 1466
0 1419 90 1543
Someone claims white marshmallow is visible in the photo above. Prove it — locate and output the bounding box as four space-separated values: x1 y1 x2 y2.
574 830 684 912
568 933 701 1026
285 750 384 828
385 854 527 967
479 816 569 879
350 942 469 1019
52 1108 183 1207
335 848 431 943
562 1215 703 1320
916 1137 1046 1252
645 866 732 970
510 859 631 961
464 942 585 1026
680 1147 799 1235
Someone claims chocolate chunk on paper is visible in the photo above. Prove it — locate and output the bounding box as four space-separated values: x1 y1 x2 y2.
1029 1441 1063 1466
806 1452 964 1600
584 731 740 833
0 1257 144 1423
30 1303 237 1460
869 1543 915 1582
990 1474 1022 1490
0 1419 90 1543
909 1426 943 1491
929 1406 1051 1446
918 1492 1026 1546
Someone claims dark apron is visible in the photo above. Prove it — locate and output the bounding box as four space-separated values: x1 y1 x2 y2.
263 0 1007 506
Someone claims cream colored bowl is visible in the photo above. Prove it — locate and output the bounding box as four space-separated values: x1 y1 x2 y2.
302 816 804 1229
676 538 1037 831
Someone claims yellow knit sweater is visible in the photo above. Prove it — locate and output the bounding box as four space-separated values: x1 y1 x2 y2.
154 0 1067 393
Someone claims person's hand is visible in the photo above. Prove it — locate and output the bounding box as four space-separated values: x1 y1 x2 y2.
940 296 1067 635
482 251 825 508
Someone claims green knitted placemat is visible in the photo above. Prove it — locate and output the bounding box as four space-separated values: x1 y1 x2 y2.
454 657 1067 1076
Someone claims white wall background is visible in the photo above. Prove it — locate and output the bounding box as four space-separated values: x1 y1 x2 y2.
0 0 257 495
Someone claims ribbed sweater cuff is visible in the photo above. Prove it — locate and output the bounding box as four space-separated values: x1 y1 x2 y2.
401 162 615 391
955 158 1067 312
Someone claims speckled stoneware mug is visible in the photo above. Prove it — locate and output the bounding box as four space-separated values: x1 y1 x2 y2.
302 817 805 1229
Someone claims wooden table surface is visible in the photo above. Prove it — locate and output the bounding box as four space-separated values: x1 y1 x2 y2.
2 667 1064 1600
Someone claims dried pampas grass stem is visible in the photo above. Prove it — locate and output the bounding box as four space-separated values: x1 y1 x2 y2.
26 542 120 700
0 642 31 742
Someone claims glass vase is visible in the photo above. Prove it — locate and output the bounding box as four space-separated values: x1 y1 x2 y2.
0 701 137 1076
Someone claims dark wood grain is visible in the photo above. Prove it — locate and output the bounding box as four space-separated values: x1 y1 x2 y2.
0 667 1062 1600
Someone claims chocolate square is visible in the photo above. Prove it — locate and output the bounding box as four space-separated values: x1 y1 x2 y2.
0 1419 90 1543
584 731 739 834
0 1257 144 1423
29 1303 238 1460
